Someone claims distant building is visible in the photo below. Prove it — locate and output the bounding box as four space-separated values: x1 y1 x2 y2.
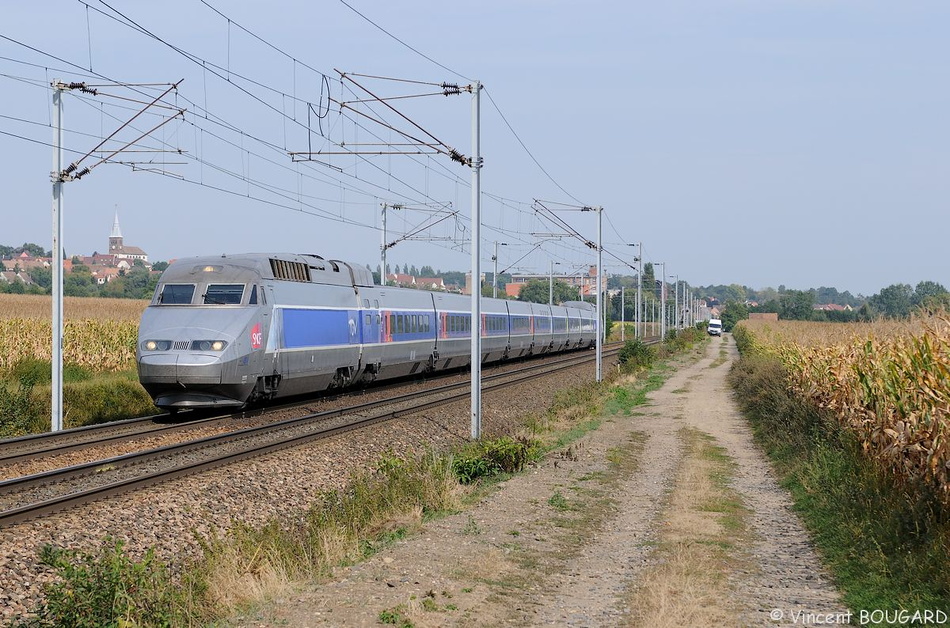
108 212 149 264
416 277 446 291
386 273 416 288
463 272 486 296
1 212 150 283
813 303 853 312
0 270 33 285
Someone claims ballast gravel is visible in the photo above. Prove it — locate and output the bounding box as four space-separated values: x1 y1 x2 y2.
0 360 594 621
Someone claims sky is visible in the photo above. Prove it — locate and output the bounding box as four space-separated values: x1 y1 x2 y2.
1 1 947 297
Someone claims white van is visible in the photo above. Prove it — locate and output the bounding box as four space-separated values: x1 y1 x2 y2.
707 318 722 336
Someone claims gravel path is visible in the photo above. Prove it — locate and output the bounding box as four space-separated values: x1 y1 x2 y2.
229 336 847 627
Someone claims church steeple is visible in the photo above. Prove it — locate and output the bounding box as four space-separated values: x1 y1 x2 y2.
109 210 123 252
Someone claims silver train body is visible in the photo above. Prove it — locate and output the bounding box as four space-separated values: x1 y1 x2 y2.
137 252 597 410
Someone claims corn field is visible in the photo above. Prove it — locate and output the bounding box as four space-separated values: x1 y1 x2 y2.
0 294 147 320
0 294 145 372
737 315 950 503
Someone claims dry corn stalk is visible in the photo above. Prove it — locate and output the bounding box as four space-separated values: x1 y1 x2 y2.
739 314 950 503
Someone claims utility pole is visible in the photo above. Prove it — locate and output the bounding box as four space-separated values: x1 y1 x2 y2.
47 78 182 432
656 262 666 340
594 206 603 382
637 242 643 340
549 260 555 305
492 241 507 298
50 80 66 432
671 275 679 331
380 203 402 285
470 81 482 440
620 285 625 342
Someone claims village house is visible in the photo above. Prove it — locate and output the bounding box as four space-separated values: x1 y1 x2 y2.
1 211 150 285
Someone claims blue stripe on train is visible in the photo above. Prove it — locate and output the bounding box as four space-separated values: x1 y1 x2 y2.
282 308 359 348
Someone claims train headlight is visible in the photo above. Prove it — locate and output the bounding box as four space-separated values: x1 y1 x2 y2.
191 340 228 351
142 340 171 351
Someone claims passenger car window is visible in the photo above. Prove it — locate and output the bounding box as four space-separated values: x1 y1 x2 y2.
159 284 195 304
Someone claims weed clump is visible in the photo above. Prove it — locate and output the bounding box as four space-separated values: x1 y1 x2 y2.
12 539 197 628
452 436 538 484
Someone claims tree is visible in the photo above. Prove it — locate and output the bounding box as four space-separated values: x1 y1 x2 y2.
913 281 950 310
420 265 435 277
64 267 97 297
516 279 577 305
869 284 914 319
3 278 25 294
641 263 655 294
29 266 52 292
778 290 815 321
16 243 48 257
151 261 169 272
409 264 419 276
720 301 748 332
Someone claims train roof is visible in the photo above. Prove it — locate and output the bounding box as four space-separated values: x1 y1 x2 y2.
162 253 375 288
561 300 596 312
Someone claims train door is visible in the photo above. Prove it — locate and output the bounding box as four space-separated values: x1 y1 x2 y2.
261 285 283 396
359 298 381 345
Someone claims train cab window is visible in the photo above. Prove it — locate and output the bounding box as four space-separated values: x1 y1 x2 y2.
204 284 244 305
249 285 258 305
158 283 195 304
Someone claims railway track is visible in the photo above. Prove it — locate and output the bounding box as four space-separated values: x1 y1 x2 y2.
0 343 630 472
0 343 632 528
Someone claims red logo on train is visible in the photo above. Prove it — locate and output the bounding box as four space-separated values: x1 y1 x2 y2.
250 323 262 349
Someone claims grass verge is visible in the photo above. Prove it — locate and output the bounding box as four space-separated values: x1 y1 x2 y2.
0 360 157 437
728 352 950 615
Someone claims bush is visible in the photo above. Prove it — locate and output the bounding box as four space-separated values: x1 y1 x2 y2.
9 356 51 386
62 378 159 427
0 381 43 438
662 327 705 354
618 339 656 373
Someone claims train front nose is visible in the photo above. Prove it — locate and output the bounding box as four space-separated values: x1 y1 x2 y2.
138 343 251 409
138 353 223 384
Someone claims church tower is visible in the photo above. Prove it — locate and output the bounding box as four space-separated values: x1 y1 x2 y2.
109 211 123 253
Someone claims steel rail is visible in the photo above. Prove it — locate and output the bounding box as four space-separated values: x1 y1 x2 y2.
0 340 643 527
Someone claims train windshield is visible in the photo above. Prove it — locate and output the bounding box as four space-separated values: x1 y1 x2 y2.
159 284 196 304
203 284 245 305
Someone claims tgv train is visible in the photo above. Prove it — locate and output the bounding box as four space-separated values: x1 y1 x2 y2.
136 252 597 411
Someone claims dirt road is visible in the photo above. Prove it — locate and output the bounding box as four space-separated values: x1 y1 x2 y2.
231 336 847 627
